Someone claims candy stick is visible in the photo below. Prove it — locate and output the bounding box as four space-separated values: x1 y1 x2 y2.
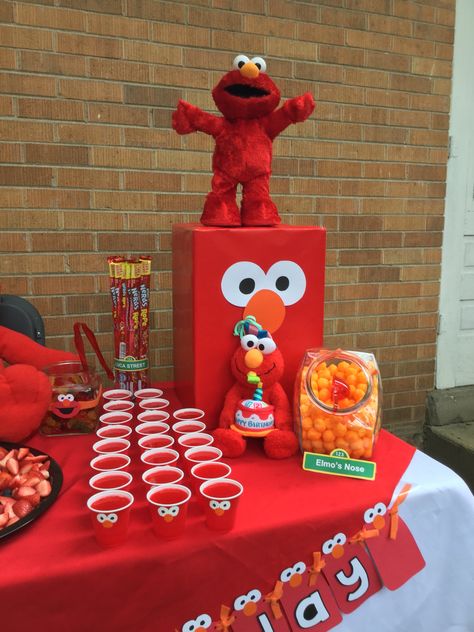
138 256 151 388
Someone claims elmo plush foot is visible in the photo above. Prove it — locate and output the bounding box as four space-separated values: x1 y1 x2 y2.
263 429 299 459
201 193 241 227
212 428 247 458
241 197 281 226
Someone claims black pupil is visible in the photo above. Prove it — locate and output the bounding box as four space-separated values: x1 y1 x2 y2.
247 340 254 348
258 343 265 351
238 60 245 68
255 62 261 69
239 278 255 294
276 276 289 291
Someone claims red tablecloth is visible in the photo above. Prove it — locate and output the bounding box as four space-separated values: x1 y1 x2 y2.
1 387 415 632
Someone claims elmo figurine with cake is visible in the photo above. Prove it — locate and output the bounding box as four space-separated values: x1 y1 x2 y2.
0 325 76 442
172 54 315 227
213 317 298 459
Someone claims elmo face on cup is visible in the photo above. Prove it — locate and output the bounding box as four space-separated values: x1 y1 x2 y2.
146 484 191 539
87 490 134 547
200 478 243 532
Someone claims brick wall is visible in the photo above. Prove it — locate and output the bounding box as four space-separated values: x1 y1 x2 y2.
0 0 454 441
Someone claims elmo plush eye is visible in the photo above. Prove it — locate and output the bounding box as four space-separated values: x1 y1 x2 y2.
251 57 266 72
221 262 265 306
266 261 307 306
256 337 276 355
57 394 66 402
65 394 75 402
241 334 259 350
233 54 250 70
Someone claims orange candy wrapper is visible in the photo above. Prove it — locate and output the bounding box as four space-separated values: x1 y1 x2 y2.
107 256 151 393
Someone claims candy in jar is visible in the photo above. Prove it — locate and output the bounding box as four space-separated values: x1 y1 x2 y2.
295 349 382 460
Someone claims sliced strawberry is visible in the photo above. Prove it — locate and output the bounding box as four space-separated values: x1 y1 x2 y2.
24 454 48 463
36 480 52 497
19 463 33 475
0 450 15 468
0 495 15 506
27 491 41 507
7 516 19 526
17 448 30 460
13 499 34 518
15 486 37 499
0 471 13 491
6 458 19 476
0 513 9 528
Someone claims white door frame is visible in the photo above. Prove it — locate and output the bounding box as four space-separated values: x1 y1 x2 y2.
436 0 474 389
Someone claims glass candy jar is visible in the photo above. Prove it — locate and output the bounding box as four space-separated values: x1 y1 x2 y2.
41 361 102 436
295 349 382 460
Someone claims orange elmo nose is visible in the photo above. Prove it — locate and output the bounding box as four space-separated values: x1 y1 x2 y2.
289 573 303 588
373 515 385 530
332 544 344 559
245 348 263 369
103 521 114 529
214 508 225 516
243 601 257 617
239 61 259 79
163 515 174 523
244 290 286 333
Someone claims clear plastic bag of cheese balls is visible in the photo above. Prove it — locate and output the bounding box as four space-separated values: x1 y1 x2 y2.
294 349 382 460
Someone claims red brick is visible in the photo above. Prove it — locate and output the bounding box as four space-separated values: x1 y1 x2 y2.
25 144 89 165
0 73 56 97
0 166 52 186
31 233 94 252
126 0 186 23
18 98 85 121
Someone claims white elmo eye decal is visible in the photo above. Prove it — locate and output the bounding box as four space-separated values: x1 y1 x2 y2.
293 562 306 575
169 506 179 517
107 513 118 523
233 594 248 611
210 500 220 510
248 589 261 602
97 513 107 523
241 334 259 351
266 261 306 306
233 54 250 70
322 539 334 555
364 508 376 524
251 56 266 72
334 532 346 546
182 614 212 632
158 507 168 517
255 336 276 355
221 262 266 306
280 567 294 583
220 501 231 511
374 502 387 516
65 393 75 402
57 394 66 402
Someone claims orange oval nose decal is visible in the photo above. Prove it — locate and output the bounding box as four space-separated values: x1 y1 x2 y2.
244 290 285 333
373 515 385 530
289 573 303 588
243 601 257 617
245 348 263 369
332 544 344 559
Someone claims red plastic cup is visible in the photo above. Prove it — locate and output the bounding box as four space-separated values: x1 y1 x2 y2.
137 410 170 424
89 470 133 491
173 407 205 422
103 389 133 401
140 448 180 468
103 400 134 413
184 446 222 474
200 478 243 532
134 388 163 400
97 424 132 440
90 453 130 472
142 465 184 487
172 420 206 439
138 398 170 411
138 434 175 451
135 421 171 437
178 432 213 456
93 438 130 455
99 411 133 426
190 461 232 497
146 484 191 539
87 490 134 547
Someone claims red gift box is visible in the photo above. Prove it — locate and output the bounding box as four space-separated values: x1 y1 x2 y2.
172 224 326 428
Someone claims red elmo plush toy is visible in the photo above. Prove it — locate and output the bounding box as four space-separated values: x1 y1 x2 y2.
172 54 315 227
213 318 298 459
0 326 77 442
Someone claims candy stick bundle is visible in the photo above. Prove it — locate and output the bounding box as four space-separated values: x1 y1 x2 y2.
107 256 151 393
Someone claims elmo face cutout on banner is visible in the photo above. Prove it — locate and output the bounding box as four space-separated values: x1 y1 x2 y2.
231 588 292 632
180 614 212 632
172 54 315 226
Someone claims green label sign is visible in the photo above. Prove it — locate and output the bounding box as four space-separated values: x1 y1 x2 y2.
303 449 376 481
114 357 148 372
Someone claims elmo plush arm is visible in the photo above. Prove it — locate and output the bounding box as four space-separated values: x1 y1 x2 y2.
172 99 225 138
0 326 78 443
264 92 315 140
263 383 299 459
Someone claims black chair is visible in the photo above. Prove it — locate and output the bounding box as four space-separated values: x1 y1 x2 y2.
0 295 45 345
